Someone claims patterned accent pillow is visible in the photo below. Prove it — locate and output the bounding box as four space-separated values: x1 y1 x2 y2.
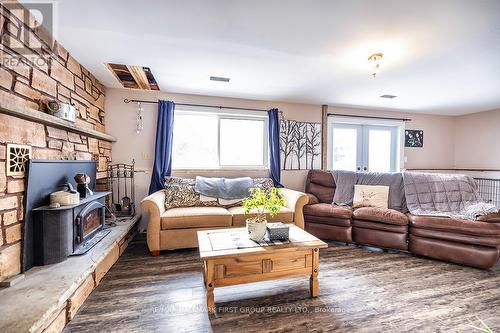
163 176 276 210
165 176 194 187
164 177 218 210
252 178 275 191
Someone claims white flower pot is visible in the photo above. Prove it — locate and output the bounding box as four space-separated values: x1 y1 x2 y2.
246 219 267 241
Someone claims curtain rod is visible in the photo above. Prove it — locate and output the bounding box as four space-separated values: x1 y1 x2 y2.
327 113 411 122
123 98 277 113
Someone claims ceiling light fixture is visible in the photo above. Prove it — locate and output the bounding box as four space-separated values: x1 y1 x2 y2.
210 76 230 82
380 94 397 99
368 53 383 77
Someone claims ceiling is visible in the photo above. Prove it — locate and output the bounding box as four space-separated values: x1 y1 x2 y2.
44 0 500 115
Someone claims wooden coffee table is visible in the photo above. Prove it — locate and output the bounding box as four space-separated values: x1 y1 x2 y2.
197 225 328 313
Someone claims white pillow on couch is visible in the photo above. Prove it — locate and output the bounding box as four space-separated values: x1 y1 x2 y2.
352 185 389 209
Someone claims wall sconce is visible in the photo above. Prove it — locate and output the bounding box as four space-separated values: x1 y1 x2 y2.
368 53 383 78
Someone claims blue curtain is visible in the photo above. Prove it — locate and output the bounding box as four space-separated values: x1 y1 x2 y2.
268 108 283 187
148 100 175 194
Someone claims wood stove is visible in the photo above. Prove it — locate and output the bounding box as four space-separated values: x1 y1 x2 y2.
33 192 111 265
23 160 105 271
76 201 104 244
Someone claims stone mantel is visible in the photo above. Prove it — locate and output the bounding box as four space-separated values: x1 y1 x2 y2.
0 100 116 143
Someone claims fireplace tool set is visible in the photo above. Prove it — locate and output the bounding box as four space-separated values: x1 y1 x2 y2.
107 160 136 217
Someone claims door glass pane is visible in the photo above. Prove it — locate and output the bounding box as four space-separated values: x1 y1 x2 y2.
172 114 218 168
220 118 264 166
332 127 358 171
368 129 392 172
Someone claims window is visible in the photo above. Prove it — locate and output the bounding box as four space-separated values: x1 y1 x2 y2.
172 113 219 168
172 109 268 169
328 117 403 172
219 118 265 166
331 125 360 171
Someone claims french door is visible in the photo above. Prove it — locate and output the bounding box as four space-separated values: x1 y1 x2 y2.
329 123 399 172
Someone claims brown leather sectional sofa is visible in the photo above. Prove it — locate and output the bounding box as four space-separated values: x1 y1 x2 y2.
304 170 500 269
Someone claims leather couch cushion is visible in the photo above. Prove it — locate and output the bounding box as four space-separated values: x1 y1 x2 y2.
409 215 500 237
353 207 409 226
353 227 408 251
227 206 294 227
307 183 334 204
307 170 335 187
305 222 352 242
410 215 500 237
306 170 335 203
161 207 232 230
303 203 352 219
306 193 319 205
409 235 500 269
411 228 500 248
477 212 500 223
353 220 408 233
304 215 351 227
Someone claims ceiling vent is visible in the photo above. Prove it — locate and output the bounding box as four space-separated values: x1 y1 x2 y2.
210 76 230 82
380 94 397 99
106 63 159 90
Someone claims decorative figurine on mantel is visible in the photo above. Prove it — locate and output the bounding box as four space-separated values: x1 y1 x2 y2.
45 100 77 123
74 173 94 198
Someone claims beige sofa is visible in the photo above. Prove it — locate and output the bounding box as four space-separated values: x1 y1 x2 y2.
141 188 309 255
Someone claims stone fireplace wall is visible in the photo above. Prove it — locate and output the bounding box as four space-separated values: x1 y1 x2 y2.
0 2 111 281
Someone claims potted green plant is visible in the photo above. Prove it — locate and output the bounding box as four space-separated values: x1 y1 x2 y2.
242 187 285 241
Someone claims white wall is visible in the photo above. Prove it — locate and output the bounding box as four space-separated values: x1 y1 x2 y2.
327 106 457 170
105 88 460 229
454 108 500 169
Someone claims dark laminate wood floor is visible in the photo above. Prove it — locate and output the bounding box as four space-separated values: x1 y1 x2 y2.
64 235 500 333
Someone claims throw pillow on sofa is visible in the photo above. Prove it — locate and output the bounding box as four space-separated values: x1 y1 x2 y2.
164 178 219 210
252 177 275 191
163 177 275 210
352 185 389 209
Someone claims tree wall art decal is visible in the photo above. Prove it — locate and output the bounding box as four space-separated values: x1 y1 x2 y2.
279 120 321 170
